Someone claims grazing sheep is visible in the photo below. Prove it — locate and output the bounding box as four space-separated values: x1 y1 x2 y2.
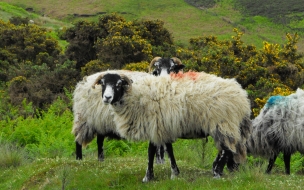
72 57 185 162
246 88 304 174
93 71 252 181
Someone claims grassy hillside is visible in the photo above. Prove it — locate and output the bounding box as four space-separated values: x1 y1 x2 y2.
1 139 304 189
2 1 304 189
1 0 304 51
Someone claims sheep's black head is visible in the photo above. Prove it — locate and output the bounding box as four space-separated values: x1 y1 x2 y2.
92 73 132 104
149 57 185 76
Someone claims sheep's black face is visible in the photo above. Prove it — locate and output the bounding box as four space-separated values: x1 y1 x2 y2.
152 58 185 76
100 74 126 104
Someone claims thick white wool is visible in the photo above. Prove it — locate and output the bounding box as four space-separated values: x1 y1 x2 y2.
247 88 304 158
72 70 150 146
110 72 251 162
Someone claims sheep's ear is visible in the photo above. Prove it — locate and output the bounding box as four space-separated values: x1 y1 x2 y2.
119 74 133 92
122 78 133 86
175 64 185 70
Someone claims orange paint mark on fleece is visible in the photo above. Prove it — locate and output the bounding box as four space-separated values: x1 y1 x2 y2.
170 71 199 80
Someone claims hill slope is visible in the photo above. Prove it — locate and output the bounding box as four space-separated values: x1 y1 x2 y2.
1 0 304 51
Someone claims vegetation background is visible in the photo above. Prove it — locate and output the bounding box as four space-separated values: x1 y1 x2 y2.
1 0 304 189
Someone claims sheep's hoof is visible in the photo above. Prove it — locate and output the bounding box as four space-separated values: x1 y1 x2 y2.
213 173 221 179
98 155 104 162
142 170 154 183
142 175 154 183
171 167 180 180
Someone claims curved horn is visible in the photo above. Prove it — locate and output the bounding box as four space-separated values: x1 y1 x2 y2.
149 56 162 73
92 74 105 89
171 57 182 65
119 74 133 92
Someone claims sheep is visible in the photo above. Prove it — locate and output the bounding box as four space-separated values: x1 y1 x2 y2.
72 57 185 162
246 88 304 174
93 71 252 181
149 56 185 76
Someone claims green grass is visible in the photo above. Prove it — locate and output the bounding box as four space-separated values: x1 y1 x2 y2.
2 0 304 50
1 103 304 189
1 147 304 190
0 2 72 29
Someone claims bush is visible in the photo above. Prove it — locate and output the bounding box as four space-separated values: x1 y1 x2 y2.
1 97 75 158
9 16 30 25
81 59 111 77
7 60 78 110
122 61 149 72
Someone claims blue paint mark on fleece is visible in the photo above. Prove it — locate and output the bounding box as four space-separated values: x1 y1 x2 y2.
266 95 284 107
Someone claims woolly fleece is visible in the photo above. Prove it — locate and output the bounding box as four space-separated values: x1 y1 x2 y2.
108 71 251 163
247 88 304 158
72 70 150 146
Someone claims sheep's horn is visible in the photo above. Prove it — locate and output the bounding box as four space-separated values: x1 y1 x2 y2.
171 57 182 65
119 74 132 92
92 74 105 89
149 56 162 73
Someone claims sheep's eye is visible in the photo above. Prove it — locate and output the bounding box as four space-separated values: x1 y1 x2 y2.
100 79 105 86
116 80 122 89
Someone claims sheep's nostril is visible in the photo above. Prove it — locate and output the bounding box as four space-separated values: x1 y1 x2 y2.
105 96 112 100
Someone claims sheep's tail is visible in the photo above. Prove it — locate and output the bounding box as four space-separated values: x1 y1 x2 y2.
213 116 252 163
72 122 96 147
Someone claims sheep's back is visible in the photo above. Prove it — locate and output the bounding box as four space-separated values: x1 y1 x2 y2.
113 72 251 153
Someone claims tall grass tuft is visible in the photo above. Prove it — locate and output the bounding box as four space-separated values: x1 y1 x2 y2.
0 138 29 169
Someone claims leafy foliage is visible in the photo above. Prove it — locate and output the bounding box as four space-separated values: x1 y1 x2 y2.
1 97 74 158
64 20 102 70
9 16 30 25
0 19 78 110
122 61 149 72
80 59 111 77
64 13 174 70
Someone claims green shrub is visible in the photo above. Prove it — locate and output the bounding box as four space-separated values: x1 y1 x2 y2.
80 59 111 77
2 97 74 158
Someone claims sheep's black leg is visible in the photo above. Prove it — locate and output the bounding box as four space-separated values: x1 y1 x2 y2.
97 134 105 161
165 143 180 179
143 142 157 182
266 153 278 174
212 150 226 178
225 150 239 172
283 152 291 175
155 145 165 164
76 141 82 160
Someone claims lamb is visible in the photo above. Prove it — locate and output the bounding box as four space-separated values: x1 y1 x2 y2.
246 88 304 174
72 57 185 162
93 71 252 181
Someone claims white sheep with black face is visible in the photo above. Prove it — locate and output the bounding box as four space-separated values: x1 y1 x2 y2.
94 71 252 181
246 88 304 174
72 57 185 162
72 70 149 161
